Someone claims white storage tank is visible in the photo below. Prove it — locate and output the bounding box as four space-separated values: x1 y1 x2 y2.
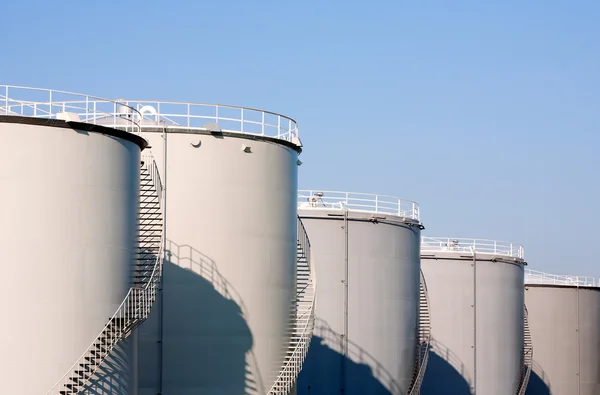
296 190 425 395
524 270 600 395
111 100 310 394
0 85 150 394
420 237 528 395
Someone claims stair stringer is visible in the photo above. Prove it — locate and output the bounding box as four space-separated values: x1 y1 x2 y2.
407 269 432 395
45 152 164 395
268 216 316 395
516 304 533 395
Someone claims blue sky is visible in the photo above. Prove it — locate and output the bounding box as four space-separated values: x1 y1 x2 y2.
1 0 598 276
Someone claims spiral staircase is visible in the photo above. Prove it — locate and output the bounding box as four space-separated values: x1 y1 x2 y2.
268 217 316 394
46 152 164 394
516 305 533 395
407 269 432 395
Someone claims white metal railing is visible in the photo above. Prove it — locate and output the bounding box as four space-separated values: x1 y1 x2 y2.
44 98 300 144
525 269 600 287
408 270 432 395
0 85 140 133
517 305 533 395
421 237 525 259
268 217 316 394
298 190 420 221
46 154 164 394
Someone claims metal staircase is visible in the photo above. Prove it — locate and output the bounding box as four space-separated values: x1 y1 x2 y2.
46 152 164 394
516 305 533 395
268 216 316 394
407 269 432 395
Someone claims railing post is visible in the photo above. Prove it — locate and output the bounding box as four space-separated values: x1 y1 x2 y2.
241 108 244 132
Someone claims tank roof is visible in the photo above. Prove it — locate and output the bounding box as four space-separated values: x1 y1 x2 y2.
421 237 525 260
525 269 600 287
73 99 300 148
297 190 420 222
0 85 141 133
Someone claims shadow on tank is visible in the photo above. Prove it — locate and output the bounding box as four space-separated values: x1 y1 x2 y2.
297 318 400 395
83 339 132 395
525 361 552 395
138 241 256 394
420 339 472 395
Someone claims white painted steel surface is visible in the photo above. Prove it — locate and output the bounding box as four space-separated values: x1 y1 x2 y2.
298 190 420 220
525 269 600 287
420 243 525 395
297 204 422 395
421 237 524 259
525 276 600 395
0 121 141 394
0 85 140 132
137 130 299 394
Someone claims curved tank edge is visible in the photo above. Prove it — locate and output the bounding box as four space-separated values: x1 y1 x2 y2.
0 114 148 149
524 283 600 291
421 252 526 266
138 126 302 153
298 207 424 228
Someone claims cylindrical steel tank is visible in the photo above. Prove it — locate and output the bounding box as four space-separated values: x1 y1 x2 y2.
296 190 423 395
524 269 600 395
0 86 145 394
121 101 303 394
420 237 526 395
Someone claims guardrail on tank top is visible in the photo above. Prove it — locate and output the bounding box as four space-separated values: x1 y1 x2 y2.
298 190 420 221
0 85 141 133
35 97 300 143
421 237 525 259
525 269 600 287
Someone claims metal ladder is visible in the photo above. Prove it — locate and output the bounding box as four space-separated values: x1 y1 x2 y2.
407 269 432 395
516 305 533 395
46 153 164 394
268 217 316 394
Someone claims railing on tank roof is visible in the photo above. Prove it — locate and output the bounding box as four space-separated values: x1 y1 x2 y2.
525 269 600 287
297 190 420 221
0 85 141 133
421 237 525 259
45 98 300 144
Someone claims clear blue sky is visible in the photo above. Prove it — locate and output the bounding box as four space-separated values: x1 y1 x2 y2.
1 1 598 277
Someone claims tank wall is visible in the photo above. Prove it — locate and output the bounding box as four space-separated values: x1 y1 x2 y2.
137 132 298 394
525 286 600 395
420 255 524 395
297 210 421 395
0 122 139 394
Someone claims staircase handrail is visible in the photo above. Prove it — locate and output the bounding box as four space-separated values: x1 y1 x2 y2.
45 154 164 394
516 305 533 395
268 216 316 394
408 269 432 395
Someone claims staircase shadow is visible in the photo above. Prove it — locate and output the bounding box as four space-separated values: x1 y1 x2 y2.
297 318 398 395
525 361 552 395
81 338 133 395
137 241 255 395
420 339 472 395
